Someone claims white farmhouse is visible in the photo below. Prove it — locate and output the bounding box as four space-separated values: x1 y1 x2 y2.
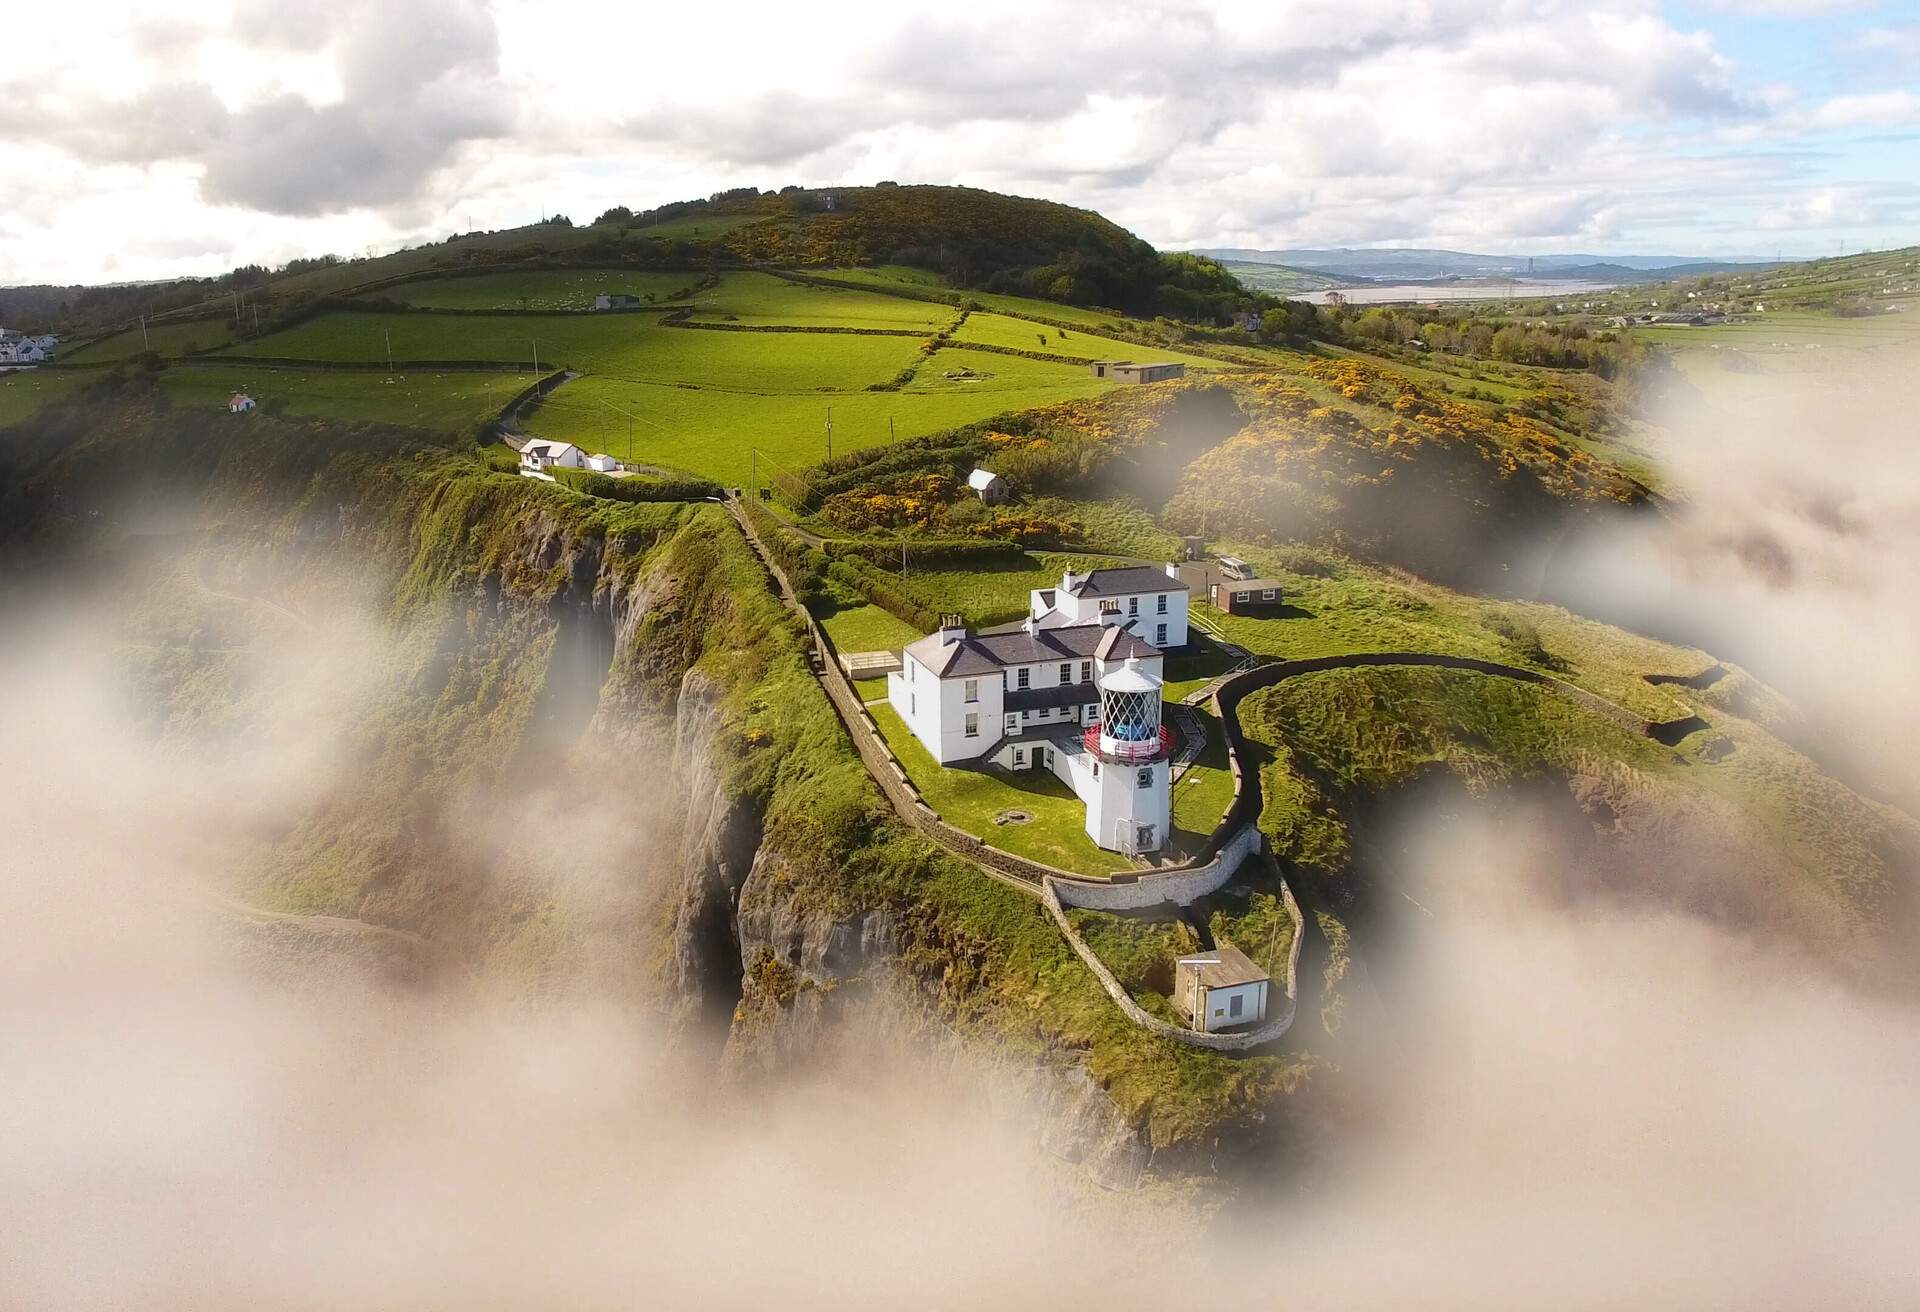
519 440 589 472
1028 564 1190 650
887 619 1172 855
1174 943 1271 1032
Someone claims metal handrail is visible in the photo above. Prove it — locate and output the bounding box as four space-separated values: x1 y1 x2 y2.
1083 722 1173 763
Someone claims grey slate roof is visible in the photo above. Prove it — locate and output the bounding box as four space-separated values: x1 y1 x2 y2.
1063 565 1191 598
1179 943 1269 990
1219 578 1286 595
1004 682 1097 711
903 623 1154 679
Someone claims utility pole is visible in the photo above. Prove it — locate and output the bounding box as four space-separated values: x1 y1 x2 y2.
532 339 540 375
825 405 833 461
385 328 395 376
139 316 150 350
889 416 895 442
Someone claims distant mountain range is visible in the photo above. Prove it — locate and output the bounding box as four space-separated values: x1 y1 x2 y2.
1194 246 1776 284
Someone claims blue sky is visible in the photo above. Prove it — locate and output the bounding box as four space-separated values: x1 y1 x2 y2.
0 0 1916 284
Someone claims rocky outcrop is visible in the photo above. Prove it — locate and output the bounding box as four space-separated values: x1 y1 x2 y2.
662 668 763 1036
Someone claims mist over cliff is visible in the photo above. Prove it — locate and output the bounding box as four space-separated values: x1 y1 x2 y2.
4 347 1920 1305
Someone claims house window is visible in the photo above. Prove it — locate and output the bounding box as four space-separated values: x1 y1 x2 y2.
1156 594 1167 614
1128 597 1139 615
1080 661 1091 682
1262 588 1276 601
1137 767 1152 789
910 693 916 715
1058 663 1071 685
1092 761 1099 778
965 712 978 737
1155 624 1167 645
1229 994 1244 1019
1005 713 1017 732
1017 668 1030 690
963 679 978 703
1013 749 1027 768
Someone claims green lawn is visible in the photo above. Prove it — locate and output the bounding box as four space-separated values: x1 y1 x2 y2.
1629 310 1920 352
869 702 1117 877
157 366 531 433
883 551 1134 627
683 272 955 330
62 318 234 362
1169 706 1235 842
384 269 702 310
952 311 1234 370
0 370 89 426
817 602 922 654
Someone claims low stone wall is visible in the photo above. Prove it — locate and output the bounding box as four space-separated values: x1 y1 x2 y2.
1050 824 1262 911
1040 878 1296 1053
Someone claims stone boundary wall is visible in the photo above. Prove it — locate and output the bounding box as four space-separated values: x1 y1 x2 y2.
1048 824 1263 911
494 369 573 428
1040 878 1298 1053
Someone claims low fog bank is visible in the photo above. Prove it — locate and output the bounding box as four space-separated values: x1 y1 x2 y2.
1545 346 1920 808
5 529 1920 1306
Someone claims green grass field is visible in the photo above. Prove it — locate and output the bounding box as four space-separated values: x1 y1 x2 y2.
518 365 1121 486
224 310 925 390
157 366 530 432
0 370 90 426
683 272 956 330
63 319 234 362
869 702 1117 876
383 269 702 310
1630 310 1920 352
951 311 1233 370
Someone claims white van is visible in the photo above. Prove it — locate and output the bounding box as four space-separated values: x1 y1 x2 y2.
1217 556 1253 581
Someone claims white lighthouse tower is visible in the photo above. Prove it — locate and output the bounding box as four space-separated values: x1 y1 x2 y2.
1082 657 1171 855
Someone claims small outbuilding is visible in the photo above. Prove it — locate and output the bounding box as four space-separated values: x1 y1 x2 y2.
228 392 256 413
1209 577 1286 615
967 468 1010 505
594 293 642 310
1090 360 1186 384
1174 943 1271 1033
587 453 620 472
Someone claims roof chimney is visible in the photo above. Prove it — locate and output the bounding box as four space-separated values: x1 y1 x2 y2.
1164 561 1180 578
938 613 966 646
1060 568 1078 593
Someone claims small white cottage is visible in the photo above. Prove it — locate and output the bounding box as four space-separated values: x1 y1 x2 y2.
228 392 256 413
967 468 1010 505
1174 943 1271 1033
587 453 620 473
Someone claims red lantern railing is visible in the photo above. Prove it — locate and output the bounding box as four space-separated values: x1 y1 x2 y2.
1083 722 1173 763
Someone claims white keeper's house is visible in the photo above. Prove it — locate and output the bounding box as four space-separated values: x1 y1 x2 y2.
888 618 1173 856
1028 564 1190 650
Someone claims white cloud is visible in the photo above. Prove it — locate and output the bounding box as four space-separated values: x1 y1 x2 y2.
0 0 1913 284
1807 89 1920 128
